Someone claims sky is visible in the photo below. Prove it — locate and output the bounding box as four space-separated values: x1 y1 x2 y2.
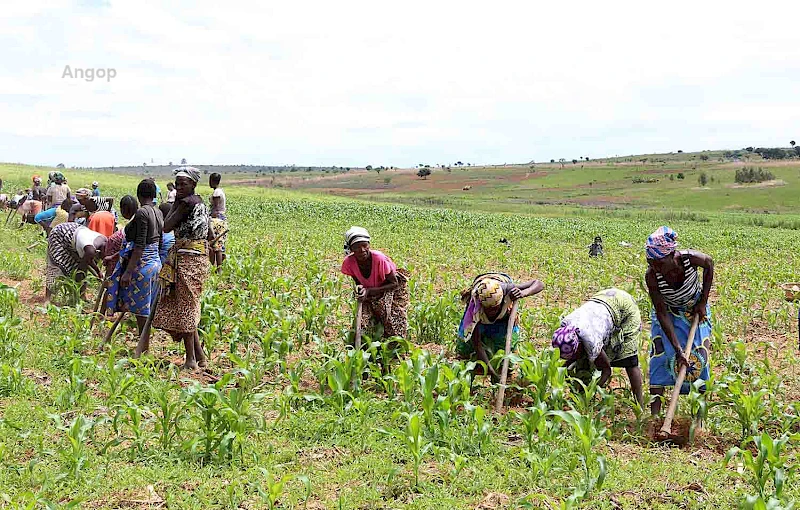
1 0 799 168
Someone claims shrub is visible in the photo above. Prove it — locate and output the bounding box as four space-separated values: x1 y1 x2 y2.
735 166 774 184
677 173 685 179
698 172 708 186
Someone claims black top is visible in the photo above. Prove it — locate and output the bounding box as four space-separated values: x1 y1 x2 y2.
124 204 164 249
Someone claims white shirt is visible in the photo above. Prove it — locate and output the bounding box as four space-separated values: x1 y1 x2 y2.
211 187 226 215
74 226 105 258
167 189 177 203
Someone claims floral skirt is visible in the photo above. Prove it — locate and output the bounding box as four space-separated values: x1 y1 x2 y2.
105 242 161 317
649 304 712 394
357 269 409 338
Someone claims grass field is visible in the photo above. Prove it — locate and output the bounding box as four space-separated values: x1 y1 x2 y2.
0 162 799 509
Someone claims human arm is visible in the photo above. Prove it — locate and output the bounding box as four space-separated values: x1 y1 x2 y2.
645 269 688 369
471 328 500 382
687 250 714 321
163 199 189 233
79 246 103 280
363 270 400 300
508 279 545 300
121 211 148 287
593 350 613 387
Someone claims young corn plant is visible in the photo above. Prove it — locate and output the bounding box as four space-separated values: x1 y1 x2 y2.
379 411 432 488
549 409 609 502
49 414 96 480
725 432 798 509
149 380 185 451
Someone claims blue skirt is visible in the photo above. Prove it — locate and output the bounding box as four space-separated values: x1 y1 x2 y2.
106 242 162 317
649 303 712 394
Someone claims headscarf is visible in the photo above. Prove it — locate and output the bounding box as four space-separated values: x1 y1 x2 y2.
75 188 91 199
458 273 514 342
32 175 41 184
53 172 65 184
645 226 678 260
173 166 201 183
344 226 370 254
92 181 99 187
552 324 580 360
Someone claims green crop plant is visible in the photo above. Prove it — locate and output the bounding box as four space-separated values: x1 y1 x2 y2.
549 409 609 502
149 380 185 451
517 344 567 407
49 414 96 480
379 411 431 488
725 432 798 508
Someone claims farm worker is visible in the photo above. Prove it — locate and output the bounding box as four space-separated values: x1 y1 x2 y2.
91 181 100 197
106 181 164 336
341 226 410 341
208 172 228 267
45 222 107 302
139 166 213 370
552 288 644 406
69 188 115 223
457 273 544 382
166 182 177 204
588 236 604 257
645 226 714 415
36 172 71 227
158 203 176 265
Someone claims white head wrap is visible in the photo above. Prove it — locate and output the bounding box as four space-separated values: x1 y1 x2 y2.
173 166 201 183
344 226 370 254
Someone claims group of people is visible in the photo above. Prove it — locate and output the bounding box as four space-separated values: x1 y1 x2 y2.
341 225 714 414
27 168 229 370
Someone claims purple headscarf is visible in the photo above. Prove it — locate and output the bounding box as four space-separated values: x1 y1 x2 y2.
552 324 580 360
645 226 678 260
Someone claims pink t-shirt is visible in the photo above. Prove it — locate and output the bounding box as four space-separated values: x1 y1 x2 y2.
341 250 397 288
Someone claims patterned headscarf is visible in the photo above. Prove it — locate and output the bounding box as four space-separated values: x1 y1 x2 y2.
75 188 91 199
472 277 504 309
645 226 678 260
344 226 370 254
53 172 65 184
173 166 201 183
552 324 580 360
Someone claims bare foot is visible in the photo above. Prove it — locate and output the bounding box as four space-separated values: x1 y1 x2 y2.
197 359 208 369
182 361 199 371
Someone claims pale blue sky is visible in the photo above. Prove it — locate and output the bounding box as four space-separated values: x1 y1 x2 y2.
1 0 798 168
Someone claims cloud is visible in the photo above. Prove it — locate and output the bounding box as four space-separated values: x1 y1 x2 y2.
0 0 798 167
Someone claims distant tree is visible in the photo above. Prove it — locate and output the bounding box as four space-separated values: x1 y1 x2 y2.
791 141 796 147
143 162 147 167
677 173 685 179
417 168 432 179
383 177 391 185
745 147 754 152
375 167 381 174
669 174 675 181
56 163 65 169
365 165 373 171
558 158 566 169
168 161 173 166
572 159 578 164
700 155 709 161
677 150 683 153
550 159 555 163
585 156 589 161
456 161 463 166
698 172 708 186
181 158 187 165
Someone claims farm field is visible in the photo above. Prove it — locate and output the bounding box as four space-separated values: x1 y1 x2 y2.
0 163 799 509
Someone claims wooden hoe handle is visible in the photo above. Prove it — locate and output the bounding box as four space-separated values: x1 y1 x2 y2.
494 301 520 413
659 314 700 435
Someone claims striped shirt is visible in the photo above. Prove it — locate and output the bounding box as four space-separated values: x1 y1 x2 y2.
655 252 701 308
91 196 114 212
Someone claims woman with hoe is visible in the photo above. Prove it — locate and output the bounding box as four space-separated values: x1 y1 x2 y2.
645 226 714 415
457 273 544 382
137 167 213 370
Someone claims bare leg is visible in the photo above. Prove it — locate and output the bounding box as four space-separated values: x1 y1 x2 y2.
194 330 207 368
626 366 645 408
135 315 147 336
182 332 198 370
650 387 664 416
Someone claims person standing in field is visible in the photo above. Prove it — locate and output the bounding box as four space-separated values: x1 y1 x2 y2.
552 288 644 406
457 273 544 382
36 172 71 228
92 181 100 197
106 181 164 336
166 182 177 204
208 172 228 267
341 226 410 341
139 167 212 370
645 226 714 415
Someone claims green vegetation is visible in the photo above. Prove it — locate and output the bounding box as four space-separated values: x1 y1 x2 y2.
0 162 799 508
735 166 775 184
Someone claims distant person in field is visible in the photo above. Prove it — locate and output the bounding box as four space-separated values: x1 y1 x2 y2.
553 288 644 406
457 273 544 382
139 167 213 370
588 236 604 257
208 172 227 267
106 181 164 336
92 181 100 197
36 172 71 229
45 221 107 302
341 226 410 341
69 187 116 233
645 226 714 415
166 182 176 204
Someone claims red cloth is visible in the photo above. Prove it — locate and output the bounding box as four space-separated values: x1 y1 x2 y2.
103 230 126 275
341 250 397 288
89 211 115 237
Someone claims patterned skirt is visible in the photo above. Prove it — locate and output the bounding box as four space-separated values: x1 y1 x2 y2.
45 222 81 291
105 242 162 317
152 250 209 334
649 303 712 394
358 269 409 338
210 217 228 253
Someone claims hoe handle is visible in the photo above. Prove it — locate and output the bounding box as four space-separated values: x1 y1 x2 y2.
494 301 520 413
354 300 363 350
660 314 700 435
